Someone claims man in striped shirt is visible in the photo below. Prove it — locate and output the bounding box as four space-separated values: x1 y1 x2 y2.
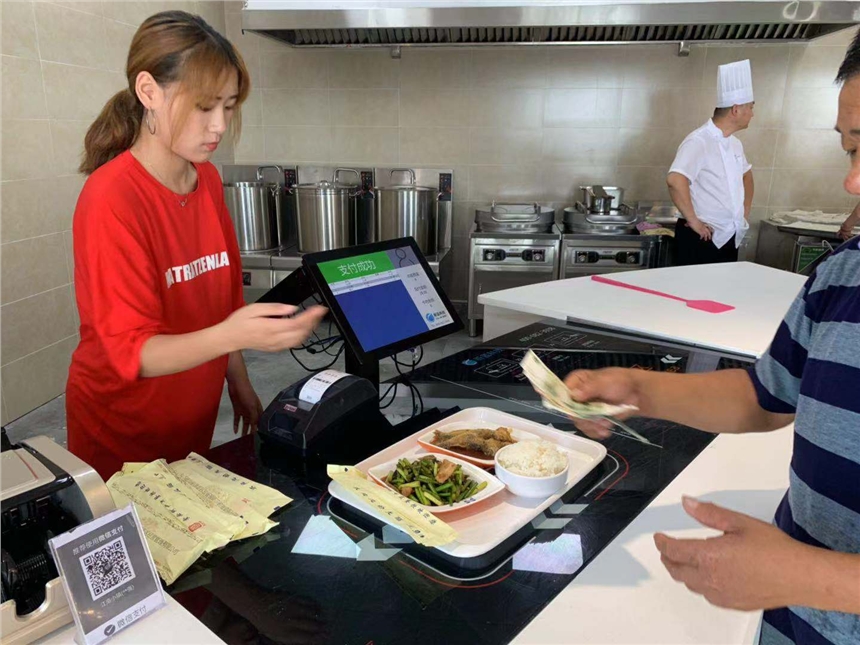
562 33 860 645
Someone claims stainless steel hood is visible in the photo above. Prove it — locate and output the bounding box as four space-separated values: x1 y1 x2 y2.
242 1 860 48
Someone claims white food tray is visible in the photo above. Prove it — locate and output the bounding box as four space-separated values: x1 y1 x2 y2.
328 407 607 559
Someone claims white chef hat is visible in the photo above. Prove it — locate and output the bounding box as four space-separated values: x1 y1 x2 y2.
716 59 754 108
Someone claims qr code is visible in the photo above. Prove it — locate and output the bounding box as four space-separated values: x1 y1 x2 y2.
79 537 136 601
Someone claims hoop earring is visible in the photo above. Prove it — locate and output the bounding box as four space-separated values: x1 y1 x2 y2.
145 108 157 135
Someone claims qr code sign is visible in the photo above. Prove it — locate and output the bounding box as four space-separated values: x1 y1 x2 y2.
79 537 136 601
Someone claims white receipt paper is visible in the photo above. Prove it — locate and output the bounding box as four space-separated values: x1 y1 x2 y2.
298 369 349 405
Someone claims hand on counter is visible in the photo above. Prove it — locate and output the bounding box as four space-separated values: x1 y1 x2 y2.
654 496 805 611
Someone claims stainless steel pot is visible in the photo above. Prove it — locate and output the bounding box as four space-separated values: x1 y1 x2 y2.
223 181 280 252
256 164 293 248
475 202 555 233
580 186 625 214
294 168 361 253
563 205 639 235
374 169 438 255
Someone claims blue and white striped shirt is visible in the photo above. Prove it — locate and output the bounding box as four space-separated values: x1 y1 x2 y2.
750 238 860 645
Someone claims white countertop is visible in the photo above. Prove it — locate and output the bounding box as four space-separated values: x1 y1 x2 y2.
479 262 807 357
515 427 793 644
35 595 223 645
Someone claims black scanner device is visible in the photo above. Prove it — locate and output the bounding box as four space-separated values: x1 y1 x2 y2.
259 374 394 463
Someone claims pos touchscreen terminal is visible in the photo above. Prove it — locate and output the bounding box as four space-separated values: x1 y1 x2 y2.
257 238 462 460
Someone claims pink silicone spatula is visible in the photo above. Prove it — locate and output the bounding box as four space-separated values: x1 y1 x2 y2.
590 275 735 314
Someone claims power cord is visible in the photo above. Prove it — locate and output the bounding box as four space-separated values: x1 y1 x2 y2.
379 382 398 410
392 347 424 417
289 299 345 372
289 339 345 372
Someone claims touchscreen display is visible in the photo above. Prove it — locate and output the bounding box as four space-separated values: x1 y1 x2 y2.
316 246 454 352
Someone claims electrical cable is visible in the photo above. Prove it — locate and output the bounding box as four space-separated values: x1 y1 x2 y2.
292 299 344 363
379 382 398 410
289 339 345 373
392 347 424 416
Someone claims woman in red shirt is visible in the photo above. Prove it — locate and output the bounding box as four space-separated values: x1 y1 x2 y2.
67 11 325 479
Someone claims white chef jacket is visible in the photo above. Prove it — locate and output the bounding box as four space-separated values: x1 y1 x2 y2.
669 119 751 249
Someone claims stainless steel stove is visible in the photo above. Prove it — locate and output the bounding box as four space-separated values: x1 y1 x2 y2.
559 202 667 279
467 223 562 336
560 233 664 279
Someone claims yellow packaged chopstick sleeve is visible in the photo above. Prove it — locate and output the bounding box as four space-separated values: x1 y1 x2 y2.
119 462 147 475
134 460 247 539
176 452 292 517
106 473 237 585
167 459 278 540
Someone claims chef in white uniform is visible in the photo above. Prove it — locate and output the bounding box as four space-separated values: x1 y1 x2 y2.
667 59 755 265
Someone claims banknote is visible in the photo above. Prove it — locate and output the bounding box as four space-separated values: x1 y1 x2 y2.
520 350 638 420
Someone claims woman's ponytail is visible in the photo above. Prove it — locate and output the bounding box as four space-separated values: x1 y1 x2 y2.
78 11 249 175
79 88 142 175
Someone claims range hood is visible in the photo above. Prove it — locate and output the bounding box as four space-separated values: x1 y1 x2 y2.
242 1 860 49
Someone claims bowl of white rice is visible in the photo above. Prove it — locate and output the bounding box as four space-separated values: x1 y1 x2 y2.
494 440 569 498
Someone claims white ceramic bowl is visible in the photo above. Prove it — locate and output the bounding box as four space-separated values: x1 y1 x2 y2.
494 442 570 498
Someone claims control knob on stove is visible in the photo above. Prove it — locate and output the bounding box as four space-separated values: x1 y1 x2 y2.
533 250 545 262
615 251 641 265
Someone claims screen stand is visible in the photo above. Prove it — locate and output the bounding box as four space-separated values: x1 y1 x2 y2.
344 345 380 391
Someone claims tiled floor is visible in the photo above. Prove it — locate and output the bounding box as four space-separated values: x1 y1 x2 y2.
4 331 480 450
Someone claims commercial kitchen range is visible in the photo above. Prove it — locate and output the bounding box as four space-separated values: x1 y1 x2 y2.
467 195 672 336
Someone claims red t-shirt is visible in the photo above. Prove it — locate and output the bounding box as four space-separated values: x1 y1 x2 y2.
66 151 245 480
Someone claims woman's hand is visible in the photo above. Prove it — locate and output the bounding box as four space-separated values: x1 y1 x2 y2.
219 303 327 353
227 375 263 436
563 368 642 440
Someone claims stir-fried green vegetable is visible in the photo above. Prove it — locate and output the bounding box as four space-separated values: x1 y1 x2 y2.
384 456 488 506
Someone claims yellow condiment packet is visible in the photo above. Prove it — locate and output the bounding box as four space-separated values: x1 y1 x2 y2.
327 465 458 547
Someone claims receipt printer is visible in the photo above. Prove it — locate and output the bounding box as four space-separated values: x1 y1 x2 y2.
259 370 393 462
1 430 114 644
